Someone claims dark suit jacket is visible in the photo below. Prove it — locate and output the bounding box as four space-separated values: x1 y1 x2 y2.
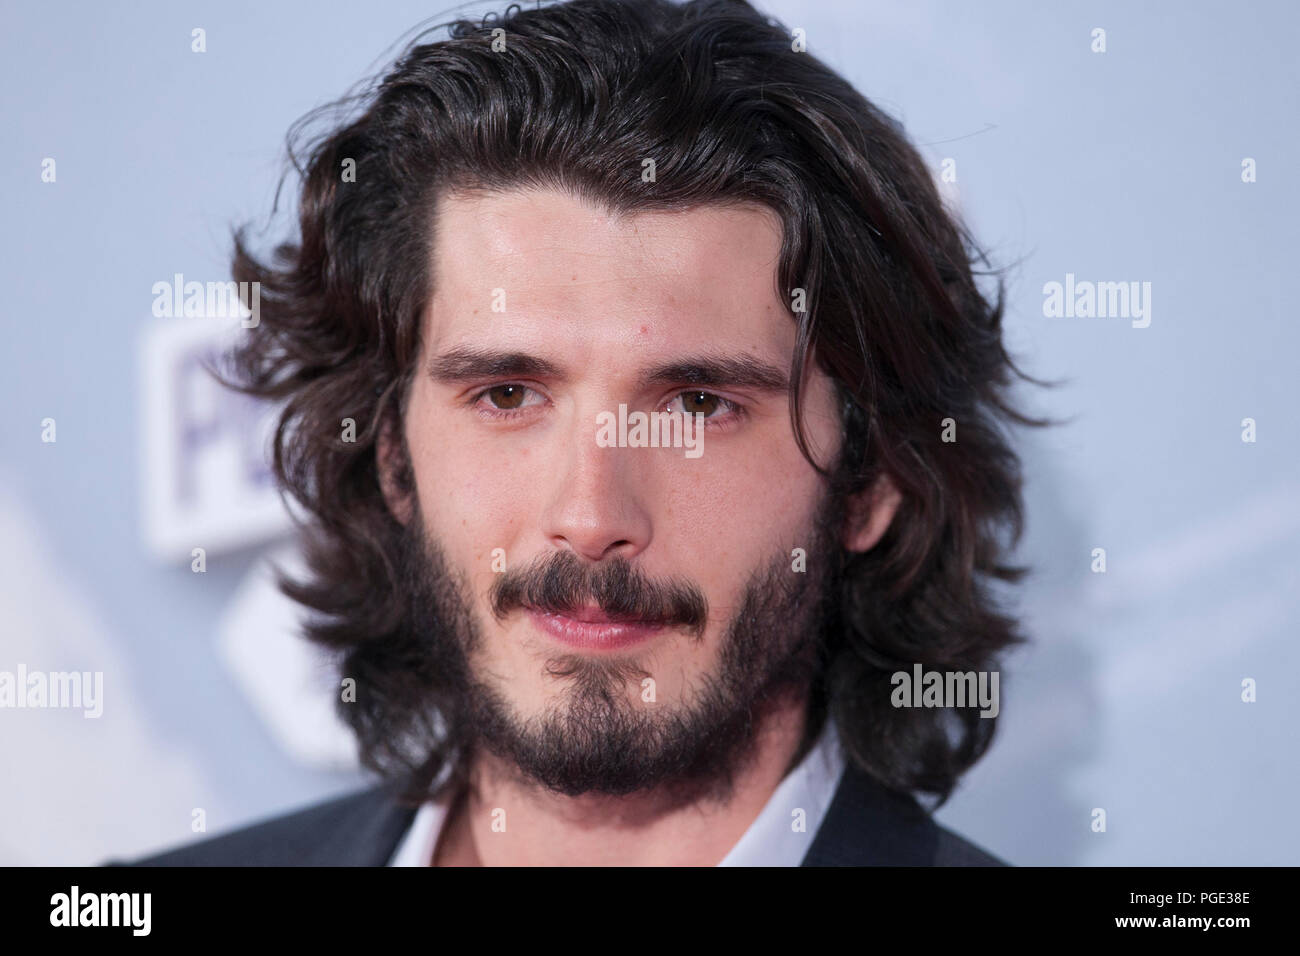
113 761 1004 866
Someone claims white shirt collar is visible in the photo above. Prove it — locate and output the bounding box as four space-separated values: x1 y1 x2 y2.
389 715 844 866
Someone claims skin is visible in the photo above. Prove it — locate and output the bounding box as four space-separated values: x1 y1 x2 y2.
379 186 900 865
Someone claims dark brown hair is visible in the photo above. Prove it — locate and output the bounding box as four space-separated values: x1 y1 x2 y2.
222 0 1041 807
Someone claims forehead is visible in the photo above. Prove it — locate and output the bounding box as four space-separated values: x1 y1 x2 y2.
424 187 793 357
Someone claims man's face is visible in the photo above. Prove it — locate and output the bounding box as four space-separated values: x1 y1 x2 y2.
395 186 847 798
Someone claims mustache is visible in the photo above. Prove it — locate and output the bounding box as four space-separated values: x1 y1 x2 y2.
489 550 708 638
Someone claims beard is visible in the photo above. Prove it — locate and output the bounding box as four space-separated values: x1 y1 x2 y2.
392 490 845 804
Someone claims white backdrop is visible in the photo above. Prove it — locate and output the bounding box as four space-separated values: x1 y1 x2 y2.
1 0 1296 865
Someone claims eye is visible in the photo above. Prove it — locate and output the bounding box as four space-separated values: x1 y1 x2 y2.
484 384 529 409
667 390 740 420
472 383 545 416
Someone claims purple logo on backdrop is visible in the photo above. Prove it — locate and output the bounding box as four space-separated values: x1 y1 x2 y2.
172 347 275 505
141 318 289 561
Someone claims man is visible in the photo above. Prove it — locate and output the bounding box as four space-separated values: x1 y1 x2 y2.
124 0 1034 866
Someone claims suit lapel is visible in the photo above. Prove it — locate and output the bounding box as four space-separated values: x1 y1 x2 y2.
304 785 420 866
801 762 939 866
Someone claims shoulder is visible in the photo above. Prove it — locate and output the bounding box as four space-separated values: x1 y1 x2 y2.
930 822 1007 867
804 761 1008 867
105 784 417 867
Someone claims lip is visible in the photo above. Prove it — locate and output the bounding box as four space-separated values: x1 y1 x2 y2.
525 608 666 650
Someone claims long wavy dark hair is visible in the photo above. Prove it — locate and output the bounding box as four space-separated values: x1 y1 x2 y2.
221 0 1042 808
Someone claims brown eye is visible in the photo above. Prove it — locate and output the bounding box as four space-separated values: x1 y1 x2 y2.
487 384 527 409
679 390 721 416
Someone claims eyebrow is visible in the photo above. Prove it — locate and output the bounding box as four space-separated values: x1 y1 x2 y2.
641 356 789 391
427 347 561 383
427 347 791 392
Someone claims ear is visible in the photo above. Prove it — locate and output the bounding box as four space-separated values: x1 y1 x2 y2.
842 473 902 553
376 418 415 526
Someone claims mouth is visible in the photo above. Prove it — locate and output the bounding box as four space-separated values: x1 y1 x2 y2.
525 606 668 650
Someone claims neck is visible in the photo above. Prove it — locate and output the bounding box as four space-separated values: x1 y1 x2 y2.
435 689 812 866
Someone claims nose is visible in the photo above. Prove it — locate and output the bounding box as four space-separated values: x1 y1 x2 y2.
539 409 652 563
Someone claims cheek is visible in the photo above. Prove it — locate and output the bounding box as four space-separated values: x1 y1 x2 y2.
404 400 533 570
657 435 824 590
